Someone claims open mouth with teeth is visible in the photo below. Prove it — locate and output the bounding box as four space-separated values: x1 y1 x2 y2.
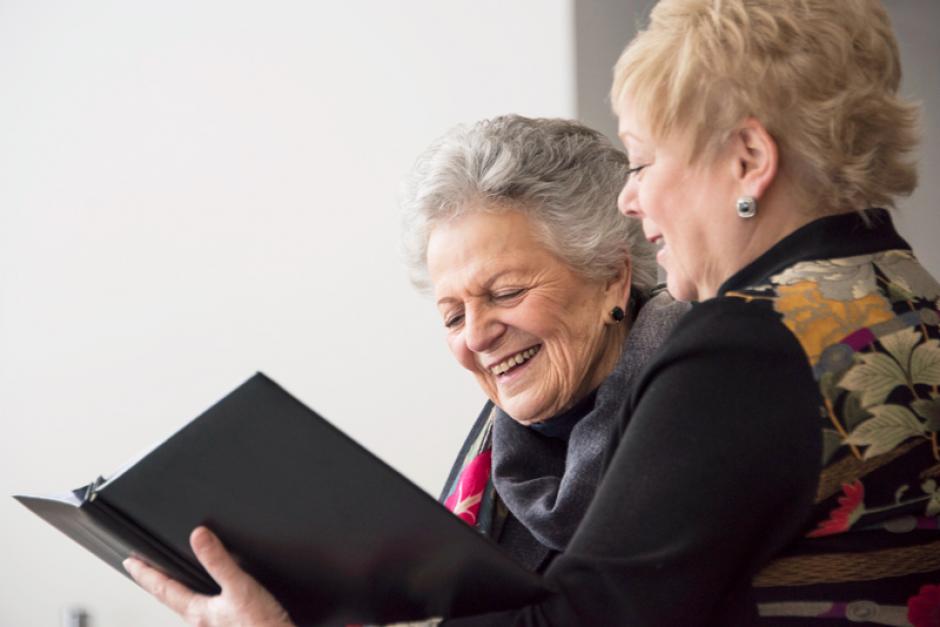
490 345 542 376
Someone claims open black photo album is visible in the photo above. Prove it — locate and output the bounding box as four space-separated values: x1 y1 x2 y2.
14 373 549 625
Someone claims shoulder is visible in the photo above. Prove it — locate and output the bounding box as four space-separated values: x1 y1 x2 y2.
726 250 939 352
624 292 823 467
633 289 691 338
651 294 801 361
618 290 691 371
629 293 821 429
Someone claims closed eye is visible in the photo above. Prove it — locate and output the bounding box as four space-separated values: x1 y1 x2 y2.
444 313 464 329
493 288 524 302
626 164 649 180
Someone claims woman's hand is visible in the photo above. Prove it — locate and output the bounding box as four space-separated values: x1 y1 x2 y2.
124 526 294 627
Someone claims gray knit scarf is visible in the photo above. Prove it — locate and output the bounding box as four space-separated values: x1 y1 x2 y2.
491 291 688 555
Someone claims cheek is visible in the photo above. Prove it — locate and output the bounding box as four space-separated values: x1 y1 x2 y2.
640 179 668 221
517 295 575 332
447 334 479 373
533 301 600 362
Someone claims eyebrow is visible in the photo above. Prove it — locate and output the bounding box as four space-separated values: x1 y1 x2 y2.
618 129 644 146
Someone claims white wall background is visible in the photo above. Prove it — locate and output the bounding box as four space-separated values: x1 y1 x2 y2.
0 2 573 625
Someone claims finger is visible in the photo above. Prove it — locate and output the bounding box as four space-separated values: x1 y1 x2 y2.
190 526 248 591
124 557 208 617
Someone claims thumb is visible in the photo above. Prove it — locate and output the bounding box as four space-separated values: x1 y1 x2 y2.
190 526 245 591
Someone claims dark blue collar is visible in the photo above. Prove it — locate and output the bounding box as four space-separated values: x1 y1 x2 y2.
527 389 598 441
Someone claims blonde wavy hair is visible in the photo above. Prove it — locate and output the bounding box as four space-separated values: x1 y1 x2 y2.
611 0 920 214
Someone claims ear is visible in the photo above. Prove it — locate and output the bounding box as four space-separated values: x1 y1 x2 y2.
730 117 778 199
603 254 633 315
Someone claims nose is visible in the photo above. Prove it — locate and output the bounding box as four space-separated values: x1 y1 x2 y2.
463 304 504 354
617 178 640 217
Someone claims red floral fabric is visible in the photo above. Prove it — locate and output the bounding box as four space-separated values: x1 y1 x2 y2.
909 584 940 627
807 480 865 538
444 449 492 526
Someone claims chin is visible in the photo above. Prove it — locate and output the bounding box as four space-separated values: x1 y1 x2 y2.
499 400 544 426
666 276 697 303
502 407 536 425
662 263 698 302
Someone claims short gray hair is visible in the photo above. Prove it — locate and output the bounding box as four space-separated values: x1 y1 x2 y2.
401 115 656 295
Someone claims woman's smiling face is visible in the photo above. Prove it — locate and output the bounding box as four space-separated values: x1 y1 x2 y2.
427 208 627 425
615 98 740 302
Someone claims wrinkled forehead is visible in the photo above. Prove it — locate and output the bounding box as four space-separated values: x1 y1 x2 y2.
426 210 546 295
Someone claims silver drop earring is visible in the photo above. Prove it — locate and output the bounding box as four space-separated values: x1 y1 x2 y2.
736 196 757 218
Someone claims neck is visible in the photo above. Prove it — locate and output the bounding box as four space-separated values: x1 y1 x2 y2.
592 313 631 388
698 186 822 300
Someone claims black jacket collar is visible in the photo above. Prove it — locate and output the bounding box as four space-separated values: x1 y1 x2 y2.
717 209 911 296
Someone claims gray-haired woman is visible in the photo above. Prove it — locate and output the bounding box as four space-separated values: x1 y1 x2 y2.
122 115 689 624
404 115 686 572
